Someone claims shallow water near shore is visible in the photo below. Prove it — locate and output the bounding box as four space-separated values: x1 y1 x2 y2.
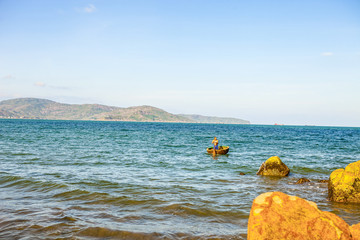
1 119 360 239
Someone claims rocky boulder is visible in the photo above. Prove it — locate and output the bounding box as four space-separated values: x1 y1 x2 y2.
328 160 360 203
248 191 354 240
350 223 360 239
256 156 290 177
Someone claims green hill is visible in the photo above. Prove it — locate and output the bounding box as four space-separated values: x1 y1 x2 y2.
0 98 250 124
0 98 117 120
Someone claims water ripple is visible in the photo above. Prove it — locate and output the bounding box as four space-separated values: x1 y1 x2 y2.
0 119 359 239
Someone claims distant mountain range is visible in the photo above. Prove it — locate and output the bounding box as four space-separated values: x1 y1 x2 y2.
0 98 250 124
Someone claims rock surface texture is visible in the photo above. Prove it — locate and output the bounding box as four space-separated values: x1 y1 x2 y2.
256 156 290 177
248 191 357 240
350 223 360 239
328 160 360 203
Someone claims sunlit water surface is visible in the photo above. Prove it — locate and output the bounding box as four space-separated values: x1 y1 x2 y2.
0 120 359 239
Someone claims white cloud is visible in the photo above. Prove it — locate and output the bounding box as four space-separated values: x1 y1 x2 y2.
84 4 96 13
34 82 46 87
33 82 71 90
321 52 334 56
1 75 15 80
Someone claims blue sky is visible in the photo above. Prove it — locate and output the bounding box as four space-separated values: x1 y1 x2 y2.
0 0 359 126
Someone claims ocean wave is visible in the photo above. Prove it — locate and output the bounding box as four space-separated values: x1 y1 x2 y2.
0 220 78 240
85 195 166 206
157 203 246 219
0 174 68 193
290 166 331 175
52 189 109 201
76 227 245 240
0 174 23 185
50 187 166 207
75 179 121 188
10 152 36 156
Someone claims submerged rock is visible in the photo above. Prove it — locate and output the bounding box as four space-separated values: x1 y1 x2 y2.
256 156 290 177
328 160 360 203
248 191 354 240
319 179 329 183
295 177 311 184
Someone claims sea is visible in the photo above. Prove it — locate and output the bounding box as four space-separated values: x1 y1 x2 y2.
1 119 360 240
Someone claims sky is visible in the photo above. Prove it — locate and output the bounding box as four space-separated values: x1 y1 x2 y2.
0 0 359 126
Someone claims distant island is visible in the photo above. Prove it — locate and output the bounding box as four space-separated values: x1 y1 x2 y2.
0 98 250 124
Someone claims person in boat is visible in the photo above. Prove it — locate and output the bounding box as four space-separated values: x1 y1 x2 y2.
212 137 219 151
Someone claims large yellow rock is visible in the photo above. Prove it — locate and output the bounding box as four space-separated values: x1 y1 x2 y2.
248 192 353 240
256 156 290 177
329 160 360 203
350 223 360 240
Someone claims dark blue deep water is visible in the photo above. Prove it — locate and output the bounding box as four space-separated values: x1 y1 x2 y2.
0 119 360 239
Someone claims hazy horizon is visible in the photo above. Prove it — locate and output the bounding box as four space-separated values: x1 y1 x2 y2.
2 96 360 128
1 0 359 127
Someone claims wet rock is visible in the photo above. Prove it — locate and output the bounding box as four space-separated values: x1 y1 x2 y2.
239 172 246 175
319 179 329 183
350 223 360 239
295 178 310 184
256 156 290 177
248 191 353 240
328 160 360 203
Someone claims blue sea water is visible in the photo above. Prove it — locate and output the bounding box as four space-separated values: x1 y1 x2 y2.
0 119 359 239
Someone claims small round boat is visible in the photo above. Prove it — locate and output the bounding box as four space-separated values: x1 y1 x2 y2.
207 146 229 155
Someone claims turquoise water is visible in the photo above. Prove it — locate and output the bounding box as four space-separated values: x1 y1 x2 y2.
0 119 359 239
